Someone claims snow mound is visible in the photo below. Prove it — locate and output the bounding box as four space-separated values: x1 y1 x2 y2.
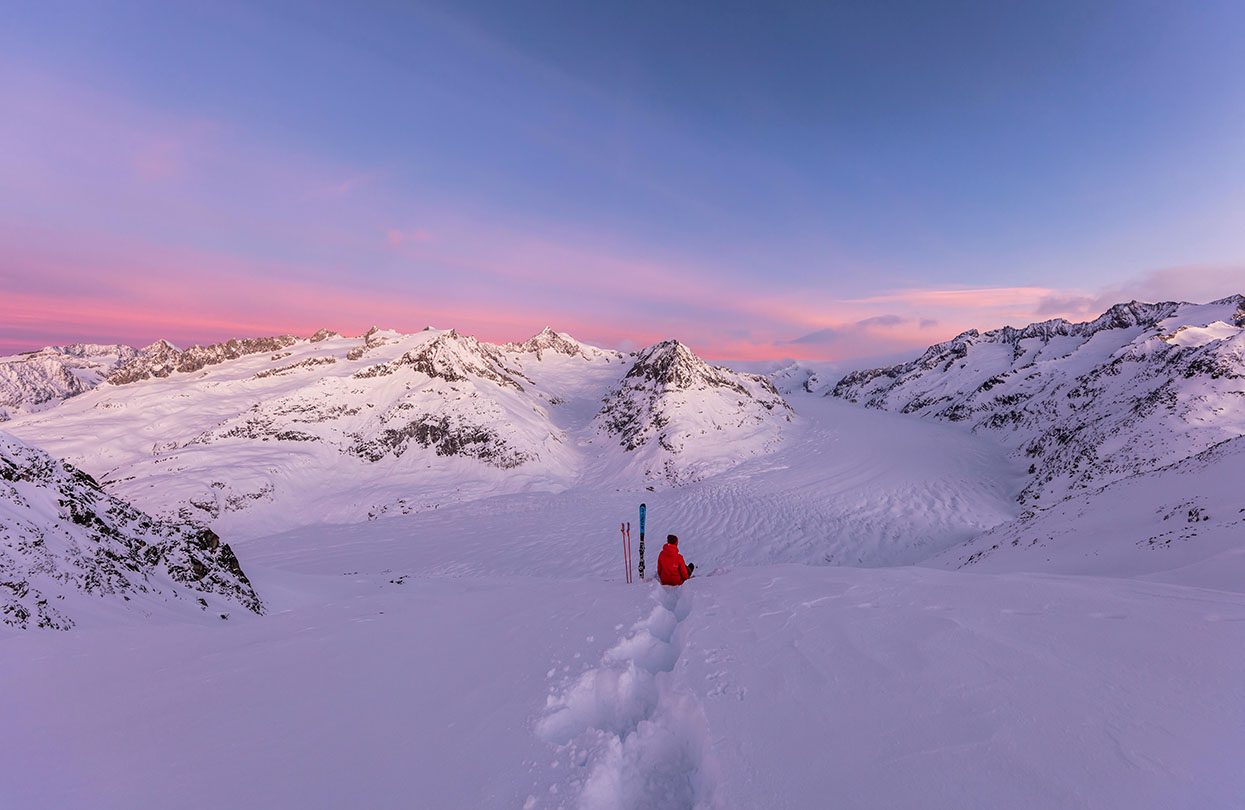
766 360 831 395
1163 319 1240 348
0 430 261 629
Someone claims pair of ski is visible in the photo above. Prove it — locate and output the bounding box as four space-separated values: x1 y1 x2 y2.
620 503 647 583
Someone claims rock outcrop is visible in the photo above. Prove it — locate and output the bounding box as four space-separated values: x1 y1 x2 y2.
0 430 262 629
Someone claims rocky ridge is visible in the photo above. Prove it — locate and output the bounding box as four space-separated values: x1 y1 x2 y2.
507 327 623 362
596 340 792 482
0 343 139 421
108 335 300 385
830 295 1245 504
0 429 262 629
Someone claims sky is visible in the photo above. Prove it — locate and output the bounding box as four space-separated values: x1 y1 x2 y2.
2 0 1244 363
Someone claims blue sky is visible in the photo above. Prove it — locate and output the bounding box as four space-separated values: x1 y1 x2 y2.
2 1 1243 359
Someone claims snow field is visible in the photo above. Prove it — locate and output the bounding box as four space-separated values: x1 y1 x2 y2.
3 546 1243 808
676 566 1245 809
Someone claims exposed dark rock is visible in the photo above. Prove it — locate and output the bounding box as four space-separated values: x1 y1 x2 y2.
109 336 299 385
350 414 529 468
0 430 263 629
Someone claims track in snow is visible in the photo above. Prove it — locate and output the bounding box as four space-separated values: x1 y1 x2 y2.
534 584 720 810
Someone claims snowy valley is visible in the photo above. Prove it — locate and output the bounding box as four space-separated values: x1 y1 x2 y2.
2 301 1244 809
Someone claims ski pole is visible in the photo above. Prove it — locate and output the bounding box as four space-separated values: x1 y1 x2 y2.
625 522 632 584
621 523 628 583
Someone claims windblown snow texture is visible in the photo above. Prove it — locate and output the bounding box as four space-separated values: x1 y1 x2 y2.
0 430 261 629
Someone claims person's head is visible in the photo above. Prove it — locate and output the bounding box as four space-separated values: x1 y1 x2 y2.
667 534 678 546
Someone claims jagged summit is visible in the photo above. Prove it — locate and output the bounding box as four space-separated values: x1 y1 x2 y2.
507 327 620 362
109 335 298 385
1215 292 1245 326
595 339 791 482
356 329 528 390
623 339 750 393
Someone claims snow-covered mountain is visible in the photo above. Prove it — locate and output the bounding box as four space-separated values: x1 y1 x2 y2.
595 340 792 483
0 429 261 629
506 325 622 362
930 433 1245 588
4 328 792 535
106 335 303 384
0 343 139 421
767 359 831 396
830 295 1245 505
6 317 1243 808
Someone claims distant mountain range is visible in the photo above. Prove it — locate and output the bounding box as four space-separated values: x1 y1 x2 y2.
5 295 1242 588
3 327 792 536
0 343 139 421
831 295 1245 504
832 294 1245 574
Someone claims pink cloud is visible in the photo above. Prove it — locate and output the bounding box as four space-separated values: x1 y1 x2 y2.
5 67 1238 365
386 227 432 246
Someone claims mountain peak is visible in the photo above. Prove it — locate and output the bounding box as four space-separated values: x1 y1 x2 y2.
596 339 791 480
357 329 527 390
830 293 1245 504
508 327 613 361
624 339 727 391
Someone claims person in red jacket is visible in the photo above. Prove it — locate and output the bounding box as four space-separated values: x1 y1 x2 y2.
657 535 695 586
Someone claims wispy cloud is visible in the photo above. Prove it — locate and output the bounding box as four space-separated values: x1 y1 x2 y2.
3 67 1242 363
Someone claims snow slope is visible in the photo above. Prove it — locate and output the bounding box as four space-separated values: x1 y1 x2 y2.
0 430 261 629
0 343 138 421
2 533 1241 808
5 328 795 536
931 434 1245 589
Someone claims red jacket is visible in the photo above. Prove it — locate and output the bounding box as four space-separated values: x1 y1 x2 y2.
657 543 690 586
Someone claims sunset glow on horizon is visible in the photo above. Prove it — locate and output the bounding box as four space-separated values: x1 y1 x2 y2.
4 2 1244 362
